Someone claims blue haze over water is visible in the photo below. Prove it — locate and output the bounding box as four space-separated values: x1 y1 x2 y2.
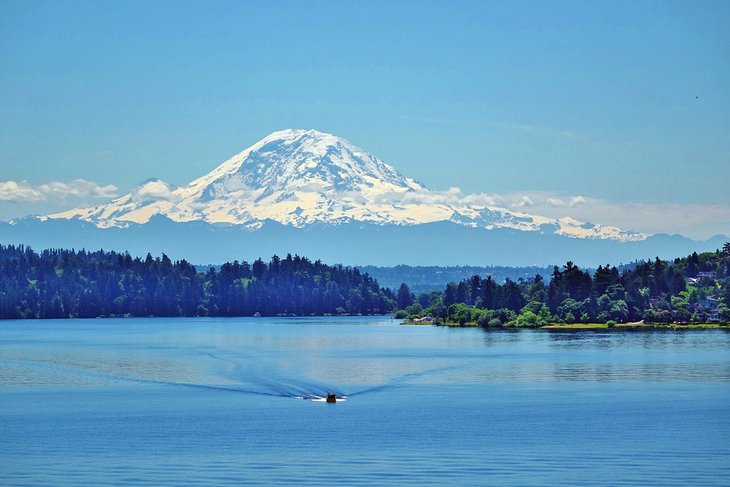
1 317 729 485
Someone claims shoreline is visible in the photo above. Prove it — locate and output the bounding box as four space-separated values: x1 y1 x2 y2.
402 320 728 330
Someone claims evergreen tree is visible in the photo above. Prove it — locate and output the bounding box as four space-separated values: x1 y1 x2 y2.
396 283 414 309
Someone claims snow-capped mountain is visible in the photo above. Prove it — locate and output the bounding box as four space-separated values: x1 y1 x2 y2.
47 129 645 242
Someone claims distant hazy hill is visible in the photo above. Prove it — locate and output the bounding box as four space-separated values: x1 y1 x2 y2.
359 265 554 292
1 216 725 268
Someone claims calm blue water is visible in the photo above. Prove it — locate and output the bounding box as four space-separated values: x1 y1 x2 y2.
1 317 729 486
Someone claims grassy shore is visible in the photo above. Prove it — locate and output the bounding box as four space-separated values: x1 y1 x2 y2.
541 323 610 330
542 322 727 330
403 320 728 330
402 320 475 327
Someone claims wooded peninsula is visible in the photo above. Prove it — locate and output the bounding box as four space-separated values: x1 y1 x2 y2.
397 243 730 327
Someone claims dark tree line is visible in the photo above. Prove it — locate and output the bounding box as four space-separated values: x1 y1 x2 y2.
0 245 396 319
396 244 730 326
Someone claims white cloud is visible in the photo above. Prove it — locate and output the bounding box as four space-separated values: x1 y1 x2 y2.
132 179 178 202
0 179 118 203
546 197 565 207
372 187 464 207
569 195 587 207
513 195 533 208
0 181 43 202
461 192 498 206
483 191 730 238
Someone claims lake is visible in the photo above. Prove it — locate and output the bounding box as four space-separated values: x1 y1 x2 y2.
1 317 729 485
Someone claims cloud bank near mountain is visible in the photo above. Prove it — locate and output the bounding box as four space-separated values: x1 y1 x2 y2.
494 192 730 239
1 179 727 239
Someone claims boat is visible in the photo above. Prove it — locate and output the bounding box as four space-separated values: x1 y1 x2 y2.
326 393 337 403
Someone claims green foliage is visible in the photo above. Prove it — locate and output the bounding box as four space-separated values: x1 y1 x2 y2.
514 301 552 327
433 301 517 327
674 308 692 323
643 308 672 324
558 298 582 322
448 303 474 325
405 303 423 317
514 310 538 327
608 300 629 323
718 304 730 323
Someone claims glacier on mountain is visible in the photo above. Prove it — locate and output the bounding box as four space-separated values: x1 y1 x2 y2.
48 129 646 242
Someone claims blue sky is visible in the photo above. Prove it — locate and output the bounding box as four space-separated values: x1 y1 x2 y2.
1 0 728 237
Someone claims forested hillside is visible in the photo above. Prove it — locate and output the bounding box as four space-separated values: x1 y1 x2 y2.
0 245 394 319
396 243 730 326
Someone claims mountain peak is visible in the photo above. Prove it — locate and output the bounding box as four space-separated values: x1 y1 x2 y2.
264 128 334 140
185 128 421 199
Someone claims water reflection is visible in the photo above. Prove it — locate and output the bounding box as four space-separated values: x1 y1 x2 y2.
479 328 523 347
1 318 729 393
552 363 730 382
544 328 730 351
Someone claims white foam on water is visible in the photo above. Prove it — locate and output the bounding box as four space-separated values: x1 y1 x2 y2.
300 395 347 402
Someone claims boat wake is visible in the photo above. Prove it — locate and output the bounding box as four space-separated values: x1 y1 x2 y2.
346 364 463 397
2 354 461 403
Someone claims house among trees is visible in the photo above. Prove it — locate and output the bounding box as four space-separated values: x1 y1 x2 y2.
687 271 718 284
698 271 716 280
695 297 721 322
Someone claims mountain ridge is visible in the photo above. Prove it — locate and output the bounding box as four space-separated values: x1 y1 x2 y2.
46 129 645 242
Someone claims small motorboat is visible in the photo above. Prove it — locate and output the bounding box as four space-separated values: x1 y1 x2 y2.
326 393 337 403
